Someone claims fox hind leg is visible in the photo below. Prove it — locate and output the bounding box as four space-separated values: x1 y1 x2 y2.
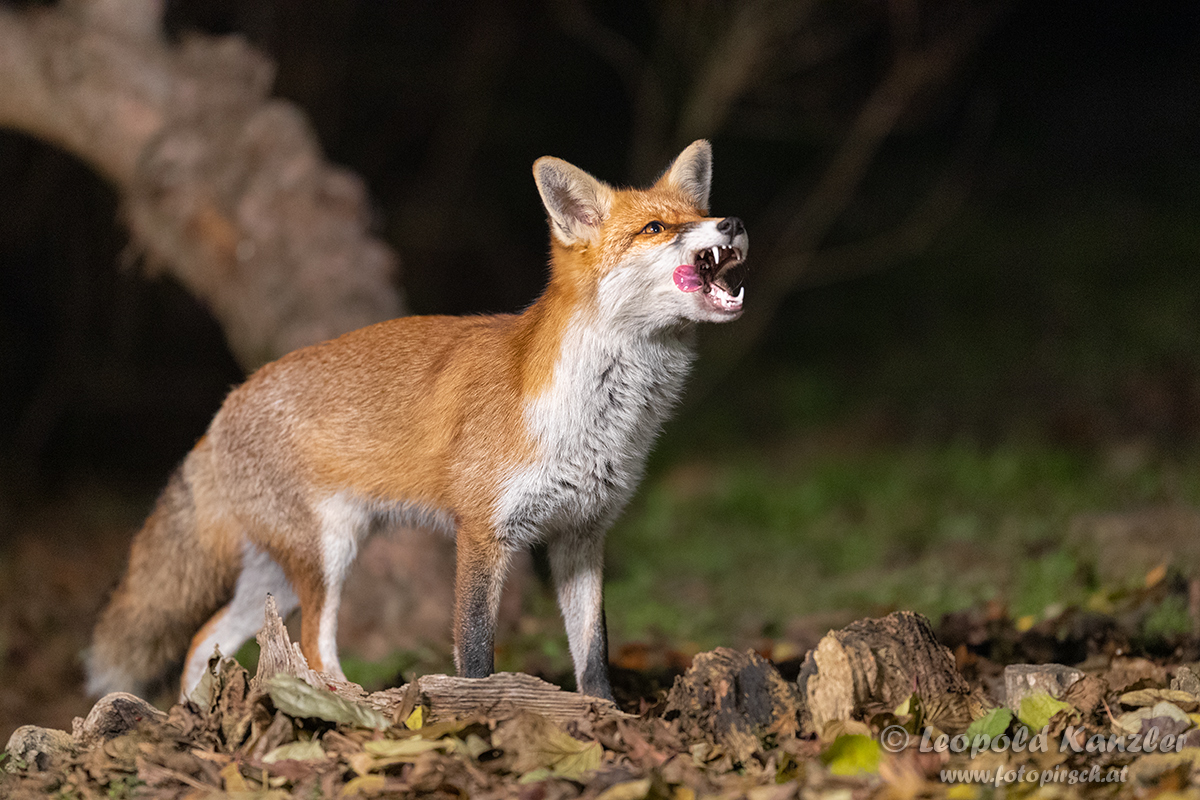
180 541 299 699
277 494 368 682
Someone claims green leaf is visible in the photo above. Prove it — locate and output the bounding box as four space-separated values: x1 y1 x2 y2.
264 674 389 730
1017 692 1073 731
261 739 326 764
966 707 1013 741
821 734 882 776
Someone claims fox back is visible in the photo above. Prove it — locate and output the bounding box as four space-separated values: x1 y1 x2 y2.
88 140 748 703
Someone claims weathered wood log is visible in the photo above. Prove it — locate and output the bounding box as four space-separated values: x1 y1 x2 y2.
797 610 981 735
663 647 800 764
3 726 74 772
386 673 630 727
72 692 167 745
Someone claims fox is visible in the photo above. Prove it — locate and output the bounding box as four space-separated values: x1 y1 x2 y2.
86 140 748 703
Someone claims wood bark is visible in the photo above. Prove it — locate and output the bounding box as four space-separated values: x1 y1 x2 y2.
0 0 404 370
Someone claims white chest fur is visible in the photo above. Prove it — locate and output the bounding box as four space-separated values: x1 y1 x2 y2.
493 318 694 542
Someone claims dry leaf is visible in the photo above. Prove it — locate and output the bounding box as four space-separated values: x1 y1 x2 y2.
265 675 389 730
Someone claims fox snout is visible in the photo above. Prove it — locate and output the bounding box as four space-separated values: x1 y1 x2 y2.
671 216 748 322
717 216 744 237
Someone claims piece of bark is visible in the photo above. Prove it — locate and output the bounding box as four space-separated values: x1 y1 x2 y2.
251 594 332 691
1059 673 1109 718
71 692 167 745
797 611 977 735
1172 665 1200 696
663 647 800 764
1003 664 1085 713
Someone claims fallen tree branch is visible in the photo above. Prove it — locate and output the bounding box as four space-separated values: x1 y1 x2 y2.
0 0 404 369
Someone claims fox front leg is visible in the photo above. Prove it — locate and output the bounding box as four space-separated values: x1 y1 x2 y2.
453 524 514 678
548 529 614 701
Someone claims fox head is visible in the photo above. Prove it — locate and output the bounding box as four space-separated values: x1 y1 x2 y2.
533 140 748 329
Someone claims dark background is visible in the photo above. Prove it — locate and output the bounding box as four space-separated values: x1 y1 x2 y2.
2 0 1199 485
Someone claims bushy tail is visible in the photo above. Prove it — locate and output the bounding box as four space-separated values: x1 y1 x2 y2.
87 453 238 698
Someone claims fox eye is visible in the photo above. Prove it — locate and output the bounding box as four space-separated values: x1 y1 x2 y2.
639 221 666 235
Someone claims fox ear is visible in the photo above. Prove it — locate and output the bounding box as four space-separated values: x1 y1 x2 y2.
657 140 712 213
534 157 614 246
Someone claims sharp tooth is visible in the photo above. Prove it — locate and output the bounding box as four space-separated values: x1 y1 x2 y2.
711 246 721 265
732 286 744 303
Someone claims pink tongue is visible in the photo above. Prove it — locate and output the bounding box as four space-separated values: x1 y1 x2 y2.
673 264 704 293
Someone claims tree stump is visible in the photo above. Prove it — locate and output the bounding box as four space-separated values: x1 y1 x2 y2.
797 611 981 735
663 647 800 764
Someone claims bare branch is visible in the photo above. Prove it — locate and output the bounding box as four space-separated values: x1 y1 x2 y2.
676 0 817 144
796 97 994 288
547 0 671 180
694 2 1008 392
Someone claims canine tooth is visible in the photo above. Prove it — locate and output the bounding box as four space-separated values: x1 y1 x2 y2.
712 246 721 264
733 286 744 302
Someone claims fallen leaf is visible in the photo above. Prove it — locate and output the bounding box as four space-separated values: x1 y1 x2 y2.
459 733 492 760
821 734 881 776
595 778 652 800
220 761 249 792
1016 692 1073 731
965 708 1012 741
496 713 603 781
1113 705 1190 734
1120 688 1199 712
261 739 326 764
517 767 555 784
363 738 451 758
339 773 386 796
1113 701 1191 736
265 675 389 730
404 706 424 730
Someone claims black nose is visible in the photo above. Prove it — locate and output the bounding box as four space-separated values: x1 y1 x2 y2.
717 216 744 237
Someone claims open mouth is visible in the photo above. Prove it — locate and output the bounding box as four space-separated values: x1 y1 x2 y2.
674 245 746 314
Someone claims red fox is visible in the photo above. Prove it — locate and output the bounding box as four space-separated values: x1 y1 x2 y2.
87 140 748 703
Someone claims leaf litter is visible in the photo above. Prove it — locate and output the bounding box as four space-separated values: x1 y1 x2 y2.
8 605 1200 797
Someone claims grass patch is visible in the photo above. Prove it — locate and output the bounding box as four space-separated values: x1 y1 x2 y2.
604 437 1200 647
